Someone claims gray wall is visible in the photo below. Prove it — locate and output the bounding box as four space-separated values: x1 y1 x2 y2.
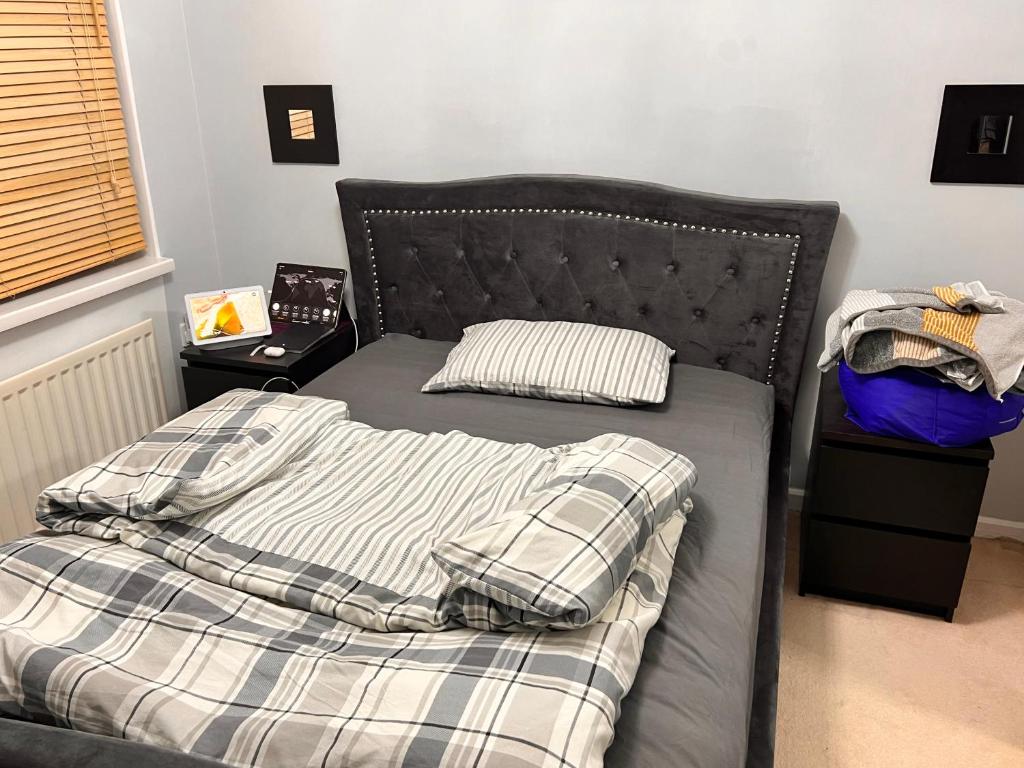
124 0 1024 522
118 0 223 411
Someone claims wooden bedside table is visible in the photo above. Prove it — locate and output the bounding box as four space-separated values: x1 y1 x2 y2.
179 320 356 409
799 369 994 621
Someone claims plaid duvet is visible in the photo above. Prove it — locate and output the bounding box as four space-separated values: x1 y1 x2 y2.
37 389 349 537
0 390 695 766
434 433 696 629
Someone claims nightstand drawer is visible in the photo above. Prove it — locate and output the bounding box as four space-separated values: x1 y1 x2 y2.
803 519 970 613
181 366 283 409
812 444 987 537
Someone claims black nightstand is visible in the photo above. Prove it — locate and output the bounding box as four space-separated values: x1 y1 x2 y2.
179 321 356 409
799 369 994 621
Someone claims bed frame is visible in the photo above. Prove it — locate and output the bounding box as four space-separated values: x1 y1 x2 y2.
336 174 840 767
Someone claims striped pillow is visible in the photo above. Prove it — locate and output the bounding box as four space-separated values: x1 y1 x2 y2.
421 320 674 405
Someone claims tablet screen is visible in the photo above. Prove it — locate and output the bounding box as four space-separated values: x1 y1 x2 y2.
186 288 269 341
269 263 347 326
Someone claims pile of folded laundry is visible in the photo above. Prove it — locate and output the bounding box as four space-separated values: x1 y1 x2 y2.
818 280 1024 447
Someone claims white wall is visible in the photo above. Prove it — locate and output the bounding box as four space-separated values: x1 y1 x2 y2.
129 0 1024 520
0 281 178 409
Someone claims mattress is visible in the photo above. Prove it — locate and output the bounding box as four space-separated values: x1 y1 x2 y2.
301 332 774 768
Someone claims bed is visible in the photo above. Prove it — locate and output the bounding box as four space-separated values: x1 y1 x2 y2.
0 175 838 767
332 175 839 767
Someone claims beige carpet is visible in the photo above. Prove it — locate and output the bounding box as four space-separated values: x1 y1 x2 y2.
777 515 1024 768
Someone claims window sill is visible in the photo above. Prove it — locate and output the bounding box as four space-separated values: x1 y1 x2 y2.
0 254 175 334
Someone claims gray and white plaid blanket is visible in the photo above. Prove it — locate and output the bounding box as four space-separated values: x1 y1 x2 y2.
0 389 695 767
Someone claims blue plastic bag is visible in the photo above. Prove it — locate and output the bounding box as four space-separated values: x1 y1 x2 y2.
838 361 1024 447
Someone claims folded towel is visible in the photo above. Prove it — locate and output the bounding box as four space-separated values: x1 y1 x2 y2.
818 282 1024 399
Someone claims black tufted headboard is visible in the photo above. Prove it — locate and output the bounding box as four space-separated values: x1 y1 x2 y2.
335 174 838 433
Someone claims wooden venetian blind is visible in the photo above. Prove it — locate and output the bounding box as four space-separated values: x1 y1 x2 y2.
0 0 146 301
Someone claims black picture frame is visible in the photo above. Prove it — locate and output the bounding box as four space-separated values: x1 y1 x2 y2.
263 84 339 165
931 84 1024 184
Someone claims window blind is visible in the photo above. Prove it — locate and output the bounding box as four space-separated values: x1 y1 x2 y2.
0 0 146 301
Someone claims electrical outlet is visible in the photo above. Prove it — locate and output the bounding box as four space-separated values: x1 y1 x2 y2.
178 321 191 347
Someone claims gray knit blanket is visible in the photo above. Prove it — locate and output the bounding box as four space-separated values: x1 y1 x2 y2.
818 281 1024 398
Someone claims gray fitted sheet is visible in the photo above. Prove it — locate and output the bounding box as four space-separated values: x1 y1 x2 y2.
301 333 774 768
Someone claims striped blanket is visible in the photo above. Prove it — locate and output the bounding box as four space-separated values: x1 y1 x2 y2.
818 281 1024 398
0 389 694 767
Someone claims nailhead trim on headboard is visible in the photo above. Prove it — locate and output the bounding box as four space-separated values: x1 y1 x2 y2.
361 207 800 385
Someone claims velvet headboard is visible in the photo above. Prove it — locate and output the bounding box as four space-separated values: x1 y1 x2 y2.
336 174 839 432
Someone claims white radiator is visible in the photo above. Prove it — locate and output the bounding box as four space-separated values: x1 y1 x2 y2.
0 320 168 542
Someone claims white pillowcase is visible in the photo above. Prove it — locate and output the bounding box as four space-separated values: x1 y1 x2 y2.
421 319 674 405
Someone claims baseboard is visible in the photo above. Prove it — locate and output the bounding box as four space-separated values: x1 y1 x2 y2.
790 487 1024 543
788 487 805 512
975 516 1024 542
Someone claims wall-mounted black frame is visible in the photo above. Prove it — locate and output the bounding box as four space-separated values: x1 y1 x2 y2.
263 85 339 164
931 84 1024 184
